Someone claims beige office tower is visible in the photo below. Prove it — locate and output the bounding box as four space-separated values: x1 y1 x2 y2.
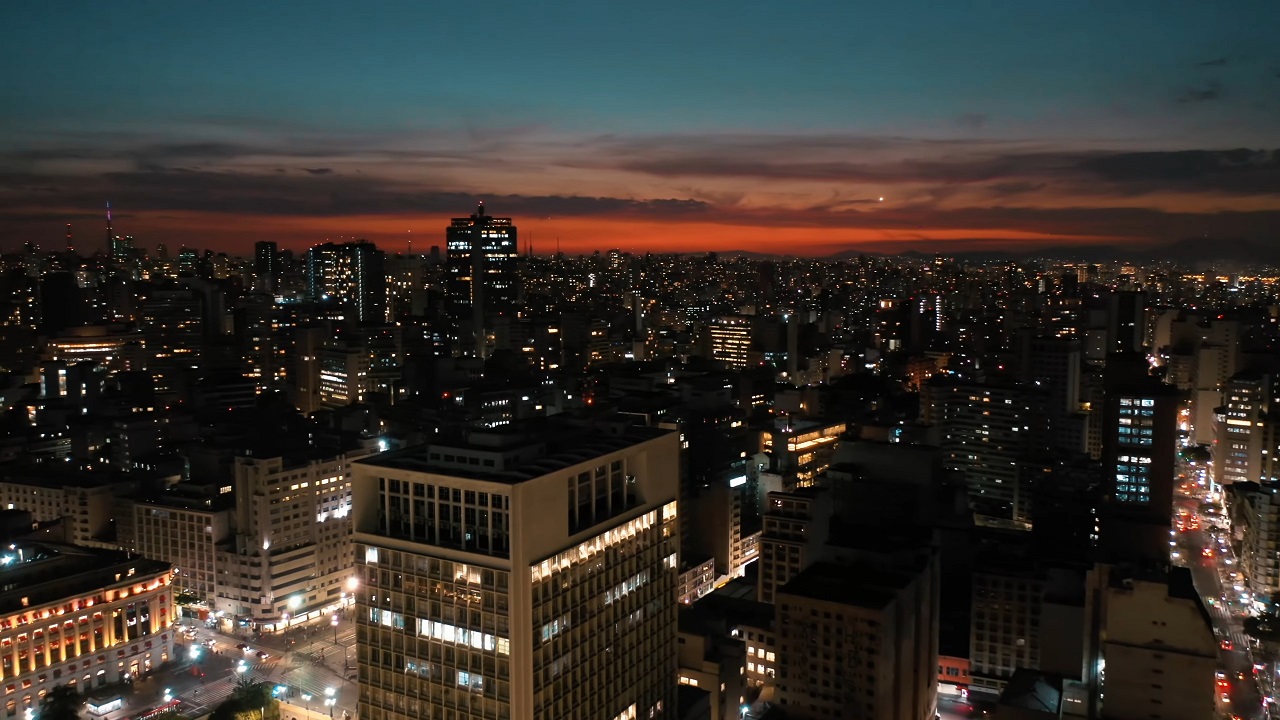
351 420 680 720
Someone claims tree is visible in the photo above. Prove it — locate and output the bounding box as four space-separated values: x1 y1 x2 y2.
212 681 280 720
233 675 259 700
38 685 84 720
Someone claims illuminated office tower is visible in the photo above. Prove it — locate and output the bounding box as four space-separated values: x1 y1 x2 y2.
707 316 752 369
352 419 679 720
445 203 519 358
1213 371 1273 485
306 241 387 324
1099 356 1179 562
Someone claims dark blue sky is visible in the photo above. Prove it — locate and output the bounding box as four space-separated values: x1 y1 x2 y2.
2 1 1278 254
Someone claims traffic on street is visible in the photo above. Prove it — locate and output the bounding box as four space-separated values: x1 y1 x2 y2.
1174 459 1272 720
96 611 360 720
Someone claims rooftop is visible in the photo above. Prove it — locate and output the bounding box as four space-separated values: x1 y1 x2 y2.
778 561 916 609
359 418 673 485
998 669 1063 715
0 542 172 614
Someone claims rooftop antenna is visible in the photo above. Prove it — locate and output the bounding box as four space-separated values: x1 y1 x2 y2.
105 201 114 253
65 223 74 254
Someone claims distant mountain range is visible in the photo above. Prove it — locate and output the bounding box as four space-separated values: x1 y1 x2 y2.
710 238 1280 267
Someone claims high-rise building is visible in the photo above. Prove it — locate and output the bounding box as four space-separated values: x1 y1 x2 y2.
1100 356 1180 561
758 488 831 605
120 492 233 604
255 241 280 293
215 449 365 627
137 283 204 395
707 316 752 369
1081 565 1216 720
1234 481 1280 605
1018 335 1087 453
774 556 939 720
351 419 679 720
445 204 519 358
936 381 1047 523
306 241 387 324
1213 371 1273 485
1105 291 1145 355
759 418 846 490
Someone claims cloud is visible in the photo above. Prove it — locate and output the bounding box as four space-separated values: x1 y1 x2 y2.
1078 148 1280 194
1197 57 1228 67
2 125 1278 254
1177 80 1222 103
956 113 989 132
604 137 1280 196
0 165 711 222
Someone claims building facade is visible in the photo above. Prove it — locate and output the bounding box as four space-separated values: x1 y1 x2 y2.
0 544 176 718
306 241 387 325
445 204 519 359
215 450 364 628
774 558 939 720
351 421 679 720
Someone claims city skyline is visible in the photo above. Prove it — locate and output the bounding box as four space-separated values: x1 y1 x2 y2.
2 2 1279 256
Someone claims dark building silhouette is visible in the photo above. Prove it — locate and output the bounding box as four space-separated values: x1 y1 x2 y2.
446 203 519 358
38 272 84 333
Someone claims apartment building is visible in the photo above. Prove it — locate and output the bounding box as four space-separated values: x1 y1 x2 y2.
215 448 366 627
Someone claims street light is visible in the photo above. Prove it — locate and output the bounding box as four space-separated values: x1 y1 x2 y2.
302 693 312 716
324 688 336 720
331 615 339 645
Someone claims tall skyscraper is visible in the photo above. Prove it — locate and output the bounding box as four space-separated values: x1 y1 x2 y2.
306 241 387 324
255 240 280 293
1099 355 1180 561
351 419 679 720
446 203 519 358
707 316 753 368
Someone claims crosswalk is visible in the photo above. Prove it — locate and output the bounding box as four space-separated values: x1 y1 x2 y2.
180 676 239 716
279 663 348 700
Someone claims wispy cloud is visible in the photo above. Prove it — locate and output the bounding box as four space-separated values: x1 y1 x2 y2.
1177 80 1223 103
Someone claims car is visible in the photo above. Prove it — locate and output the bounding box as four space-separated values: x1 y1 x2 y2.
1221 640 1233 650
1221 692 1231 704
1216 670 1227 680
236 643 250 652
257 651 270 660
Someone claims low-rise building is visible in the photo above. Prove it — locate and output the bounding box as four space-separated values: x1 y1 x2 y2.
0 543 176 717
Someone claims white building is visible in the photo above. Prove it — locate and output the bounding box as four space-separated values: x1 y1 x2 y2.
214 449 367 628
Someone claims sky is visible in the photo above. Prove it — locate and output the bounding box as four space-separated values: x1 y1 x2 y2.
1 1 1278 257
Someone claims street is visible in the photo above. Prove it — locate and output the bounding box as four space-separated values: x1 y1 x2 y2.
1176 473 1267 720
98 614 361 720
